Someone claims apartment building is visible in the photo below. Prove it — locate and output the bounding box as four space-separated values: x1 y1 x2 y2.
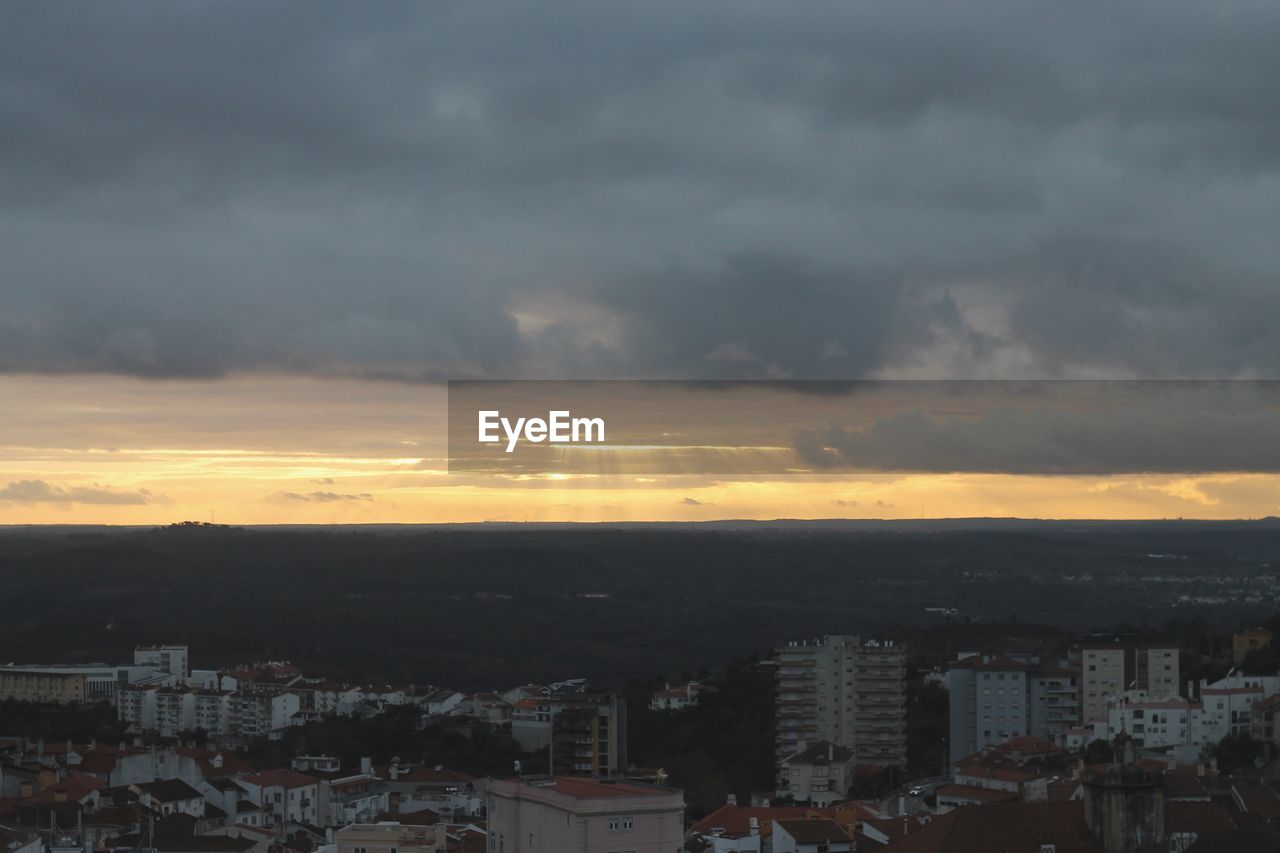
238 769 321 827
134 644 190 682
0 669 88 704
487 776 684 853
1077 644 1180 723
774 635 907 779
947 653 1081 764
549 693 627 777
852 640 907 767
1095 675 1280 749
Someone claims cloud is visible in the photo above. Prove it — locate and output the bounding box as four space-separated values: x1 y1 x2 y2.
832 498 858 507
681 496 713 506
0 479 161 505
793 383 1280 475
2 3 1280 381
275 491 375 503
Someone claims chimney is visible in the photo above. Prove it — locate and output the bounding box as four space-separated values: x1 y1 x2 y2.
828 744 834 761
1166 755 1176 772
749 817 759 836
360 756 372 774
727 794 737 806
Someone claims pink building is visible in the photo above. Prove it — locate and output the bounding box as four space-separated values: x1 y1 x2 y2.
487 776 684 853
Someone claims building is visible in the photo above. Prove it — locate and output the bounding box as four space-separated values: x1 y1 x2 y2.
774 635 907 778
852 640 907 767
1029 659 1080 743
335 822 445 853
548 692 626 778
0 669 88 704
1091 674 1280 750
948 653 1083 763
486 776 684 853
237 769 320 827
777 741 856 806
649 681 703 712
134 645 190 681
1077 644 1180 723
771 818 855 852
1234 628 1275 663
947 655 1032 764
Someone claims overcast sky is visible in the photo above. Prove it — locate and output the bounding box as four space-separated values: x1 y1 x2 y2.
4 1 1280 384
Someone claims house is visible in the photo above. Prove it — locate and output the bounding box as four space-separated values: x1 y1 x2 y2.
486 776 684 853
771 817 855 852
778 741 857 806
649 681 703 711
237 770 320 827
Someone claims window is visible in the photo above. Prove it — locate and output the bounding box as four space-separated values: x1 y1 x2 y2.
608 818 620 831
621 817 634 830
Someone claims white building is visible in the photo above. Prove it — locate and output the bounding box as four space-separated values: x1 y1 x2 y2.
649 681 703 711
777 740 856 806
774 635 907 775
238 769 321 827
135 644 190 681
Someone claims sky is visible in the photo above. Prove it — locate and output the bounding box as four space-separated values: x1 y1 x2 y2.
3 2 1280 523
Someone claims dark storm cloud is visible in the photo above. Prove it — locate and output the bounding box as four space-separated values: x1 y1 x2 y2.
2 1 1279 380
793 383 1280 475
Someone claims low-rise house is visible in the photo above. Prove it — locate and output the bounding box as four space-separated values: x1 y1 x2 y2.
649 681 703 711
237 770 320 827
772 817 855 852
487 776 684 853
778 741 857 806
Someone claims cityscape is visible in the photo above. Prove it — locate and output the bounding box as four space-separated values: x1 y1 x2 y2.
6 574 1280 852
6 1 1280 851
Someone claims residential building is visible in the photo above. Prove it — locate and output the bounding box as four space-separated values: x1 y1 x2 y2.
486 776 684 853
0 669 88 704
1092 675 1280 750
774 635 907 778
947 655 1032 765
649 681 703 711
237 769 320 827
777 741 855 806
771 818 855 852
1028 659 1080 743
134 645 190 682
335 822 445 853
1234 628 1275 663
549 692 627 778
852 640 907 767
1077 644 1180 723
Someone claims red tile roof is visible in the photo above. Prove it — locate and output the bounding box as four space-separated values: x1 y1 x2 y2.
241 769 318 790
935 784 1018 803
31 773 106 804
691 805 833 838
881 802 1099 853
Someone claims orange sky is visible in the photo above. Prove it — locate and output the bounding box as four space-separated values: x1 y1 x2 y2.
2 374 1279 524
